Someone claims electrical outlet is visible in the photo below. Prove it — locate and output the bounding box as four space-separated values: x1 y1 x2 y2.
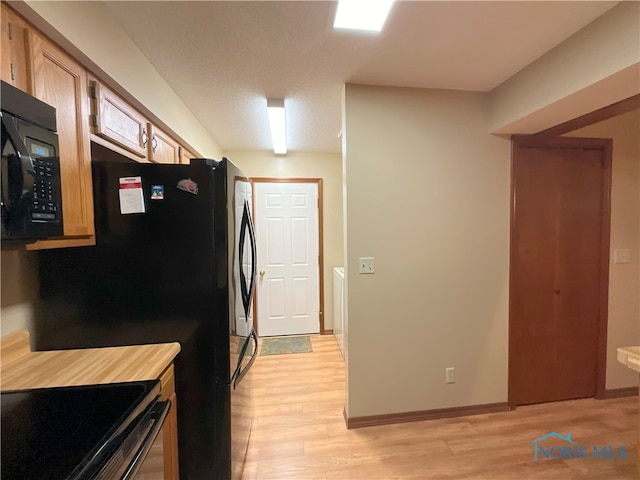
358 257 375 274
446 367 455 384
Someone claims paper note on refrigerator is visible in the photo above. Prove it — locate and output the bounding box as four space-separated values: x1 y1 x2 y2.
118 176 146 214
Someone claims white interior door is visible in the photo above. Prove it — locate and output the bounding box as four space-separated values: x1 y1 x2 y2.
255 182 319 336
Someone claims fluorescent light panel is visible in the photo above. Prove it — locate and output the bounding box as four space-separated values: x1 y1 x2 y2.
334 0 394 32
267 99 287 155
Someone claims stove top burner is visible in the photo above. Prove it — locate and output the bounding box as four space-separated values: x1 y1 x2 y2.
1 380 159 480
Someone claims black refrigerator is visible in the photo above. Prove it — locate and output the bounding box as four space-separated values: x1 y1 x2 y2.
33 148 258 480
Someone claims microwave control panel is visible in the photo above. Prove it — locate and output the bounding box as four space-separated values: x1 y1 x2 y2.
31 156 60 221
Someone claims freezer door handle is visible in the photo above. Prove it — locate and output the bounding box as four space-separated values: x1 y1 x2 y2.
233 329 258 389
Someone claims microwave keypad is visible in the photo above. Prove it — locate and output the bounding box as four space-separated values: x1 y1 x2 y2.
32 158 58 221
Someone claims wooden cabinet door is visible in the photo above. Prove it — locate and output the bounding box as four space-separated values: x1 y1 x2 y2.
150 126 180 164
1 4 29 92
180 146 195 164
28 31 95 239
90 79 149 160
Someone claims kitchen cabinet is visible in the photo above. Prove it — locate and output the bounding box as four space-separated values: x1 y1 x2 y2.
26 28 95 249
89 78 184 164
150 124 180 164
159 365 180 479
180 146 195 164
1 3 29 92
89 78 150 161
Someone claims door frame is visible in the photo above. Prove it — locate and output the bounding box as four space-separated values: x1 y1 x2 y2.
250 177 326 335
508 135 613 409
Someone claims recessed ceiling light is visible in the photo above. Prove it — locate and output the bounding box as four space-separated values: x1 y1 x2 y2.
333 0 394 32
267 99 287 155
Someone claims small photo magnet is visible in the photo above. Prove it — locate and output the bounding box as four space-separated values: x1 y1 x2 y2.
151 185 164 200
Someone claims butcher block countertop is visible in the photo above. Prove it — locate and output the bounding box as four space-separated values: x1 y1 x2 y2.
617 346 640 373
0 329 180 391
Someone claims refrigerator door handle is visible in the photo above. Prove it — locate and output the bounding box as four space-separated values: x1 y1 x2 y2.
233 329 258 389
238 200 256 315
247 203 257 310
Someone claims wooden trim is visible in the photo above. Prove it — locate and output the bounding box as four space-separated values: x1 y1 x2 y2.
507 140 518 410
345 402 510 430
318 179 324 334
26 236 96 250
595 139 613 399
534 94 640 138
511 135 614 149
599 387 639 399
509 136 612 407
251 177 326 335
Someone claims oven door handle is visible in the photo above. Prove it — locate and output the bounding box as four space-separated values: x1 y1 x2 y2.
120 400 170 480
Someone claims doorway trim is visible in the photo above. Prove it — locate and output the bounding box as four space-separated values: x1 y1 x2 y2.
533 94 639 138
508 135 613 409
250 177 326 335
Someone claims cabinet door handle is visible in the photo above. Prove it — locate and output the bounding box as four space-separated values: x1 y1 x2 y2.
141 128 148 148
152 135 158 152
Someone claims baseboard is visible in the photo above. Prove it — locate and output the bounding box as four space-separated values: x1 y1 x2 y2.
322 329 334 335
599 386 639 399
344 402 510 429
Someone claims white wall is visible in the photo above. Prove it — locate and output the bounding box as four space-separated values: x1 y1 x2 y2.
490 1 640 135
343 85 511 417
0 250 38 338
224 150 343 332
569 109 640 390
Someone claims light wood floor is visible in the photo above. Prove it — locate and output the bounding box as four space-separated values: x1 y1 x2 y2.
242 335 638 479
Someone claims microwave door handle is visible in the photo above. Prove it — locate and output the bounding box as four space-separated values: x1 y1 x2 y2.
1 112 34 173
1 113 35 229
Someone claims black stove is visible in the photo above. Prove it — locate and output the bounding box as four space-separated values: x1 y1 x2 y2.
1 380 161 480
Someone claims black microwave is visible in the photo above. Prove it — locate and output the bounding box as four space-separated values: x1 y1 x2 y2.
1 80 63 244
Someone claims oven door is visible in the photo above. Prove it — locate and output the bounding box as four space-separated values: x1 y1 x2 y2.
95 398 170 480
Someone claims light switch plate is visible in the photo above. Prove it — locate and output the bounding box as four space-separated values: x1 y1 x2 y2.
614 249 631 264
358 257 374 274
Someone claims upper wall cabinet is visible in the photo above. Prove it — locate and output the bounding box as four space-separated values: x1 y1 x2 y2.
150 125 180 164
180 147 195 164
1 4 29 92
89 78 189 165
26 29 95 249
89 78 150 161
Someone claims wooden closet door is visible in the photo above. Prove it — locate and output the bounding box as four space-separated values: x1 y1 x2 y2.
510 138 611 406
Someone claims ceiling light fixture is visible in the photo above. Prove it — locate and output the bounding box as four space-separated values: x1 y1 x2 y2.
267 99 287 155
333 0 394 32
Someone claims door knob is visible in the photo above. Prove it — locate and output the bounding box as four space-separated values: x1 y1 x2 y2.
259 270 265 276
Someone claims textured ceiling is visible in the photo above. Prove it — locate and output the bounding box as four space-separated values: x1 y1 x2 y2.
104 1 618 154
